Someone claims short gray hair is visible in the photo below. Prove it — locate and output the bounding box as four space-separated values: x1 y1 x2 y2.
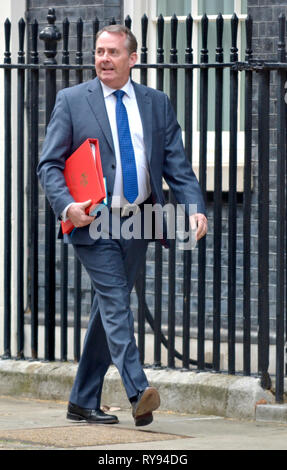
96 24 138 55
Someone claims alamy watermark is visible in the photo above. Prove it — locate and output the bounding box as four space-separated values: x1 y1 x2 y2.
89 201 198 250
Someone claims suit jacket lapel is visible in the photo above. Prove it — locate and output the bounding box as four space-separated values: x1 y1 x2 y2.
132 81 152 163
86 77 115 154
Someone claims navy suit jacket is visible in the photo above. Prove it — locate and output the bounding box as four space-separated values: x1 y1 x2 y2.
37 77 206 246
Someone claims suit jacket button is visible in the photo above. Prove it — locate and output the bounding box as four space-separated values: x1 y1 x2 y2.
111 163 116 169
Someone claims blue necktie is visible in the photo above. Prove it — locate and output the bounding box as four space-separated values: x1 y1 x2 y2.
114 90 138 203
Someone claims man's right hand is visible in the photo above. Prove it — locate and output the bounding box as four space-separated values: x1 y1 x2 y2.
67 200 95 228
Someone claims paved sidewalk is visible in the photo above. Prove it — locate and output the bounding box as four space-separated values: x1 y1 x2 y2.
0 396 287 450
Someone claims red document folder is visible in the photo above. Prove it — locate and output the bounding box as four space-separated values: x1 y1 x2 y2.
61 138 106 235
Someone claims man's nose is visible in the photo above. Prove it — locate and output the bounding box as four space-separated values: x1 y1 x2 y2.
102 51 111 60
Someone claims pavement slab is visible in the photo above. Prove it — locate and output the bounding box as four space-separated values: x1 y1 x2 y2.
0 424 186 450
0 396 287 451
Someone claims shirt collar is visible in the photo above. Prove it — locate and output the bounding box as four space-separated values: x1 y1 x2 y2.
100 78 134 99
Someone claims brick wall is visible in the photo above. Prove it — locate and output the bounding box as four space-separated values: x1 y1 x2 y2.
245 0 287 334
248 0 287 60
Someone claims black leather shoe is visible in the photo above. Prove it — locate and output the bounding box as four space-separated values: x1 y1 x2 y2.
132 387 160 427
67 402 119 424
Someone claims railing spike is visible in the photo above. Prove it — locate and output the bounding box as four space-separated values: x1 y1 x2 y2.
245 14 253 61
4 18 11 64
18 18 26 60
278 13 286 62
125 15 132 29
141 14 148 51
62 18 69 55
157 14 164 49
186 13 193 52
77 17 83 50
170 13 178 62
216 13 224 62
31 19 38 64
201 13 208 63
230 12 239 62
93 17 99 52
185 14 193 64
76 17 83 74
141 13 148 44
157 14 164 64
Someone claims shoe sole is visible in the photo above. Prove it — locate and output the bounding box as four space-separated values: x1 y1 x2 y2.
67 412 119 424
135 412 153 427
133 387 160 419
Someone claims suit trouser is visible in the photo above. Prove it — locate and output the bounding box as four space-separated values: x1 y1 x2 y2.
69 213 150 409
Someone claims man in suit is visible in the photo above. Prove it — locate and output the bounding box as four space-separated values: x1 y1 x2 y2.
37 25 207 426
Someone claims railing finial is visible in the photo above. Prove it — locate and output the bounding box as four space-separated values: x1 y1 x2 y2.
30 19 39 64
157 14 164 64
245 14 253 61
170 14 178 64
185 14 193 63
278 13 286 62
4 18 11 64
201 13 208 63
39 8 61 64
216 13 224 63
230 12 238 62
125 15 132 30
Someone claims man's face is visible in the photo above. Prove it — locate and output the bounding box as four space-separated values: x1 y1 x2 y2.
95 32 137 89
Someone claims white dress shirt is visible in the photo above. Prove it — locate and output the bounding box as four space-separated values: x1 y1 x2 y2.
101 78 151 208
62 78 151 220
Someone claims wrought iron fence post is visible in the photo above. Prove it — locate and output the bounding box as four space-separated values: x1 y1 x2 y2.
72 17 84 362
227 13 239 375
257 36 270 388
17 18 26 359
3 18 12 359
153 14 164 369
182 13 193 370
135 13 149 365
198 13 208 371
275 13 286 402
243 14 253 376
29 19 39 359
213 13 224 372
60 17 70 362
39 8 61 361
168 14 178 369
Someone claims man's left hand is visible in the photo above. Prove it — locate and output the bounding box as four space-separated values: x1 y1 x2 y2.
189 213 208 241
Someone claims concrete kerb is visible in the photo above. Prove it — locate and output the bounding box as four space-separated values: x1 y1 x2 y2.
0 359 277 421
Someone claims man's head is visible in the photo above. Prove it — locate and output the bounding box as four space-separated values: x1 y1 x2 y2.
95 25 138 89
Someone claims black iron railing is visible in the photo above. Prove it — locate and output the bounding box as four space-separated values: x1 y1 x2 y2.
1 8 287 403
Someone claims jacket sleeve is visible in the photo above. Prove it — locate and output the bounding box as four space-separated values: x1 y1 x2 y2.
162 94 206 216
37 89 75 219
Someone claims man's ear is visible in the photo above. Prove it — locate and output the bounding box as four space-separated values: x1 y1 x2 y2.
129 52 138 68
